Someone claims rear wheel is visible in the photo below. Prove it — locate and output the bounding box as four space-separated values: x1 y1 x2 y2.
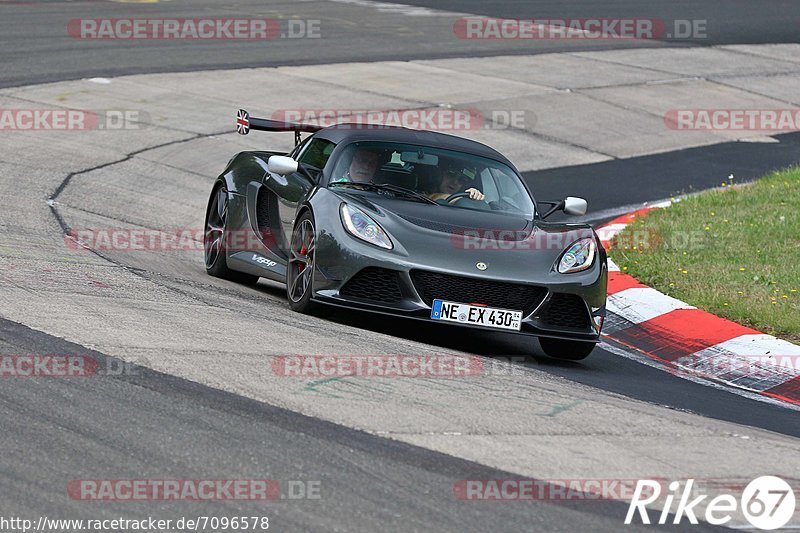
286 212 321 314
204 184 259 285
539 337 595 361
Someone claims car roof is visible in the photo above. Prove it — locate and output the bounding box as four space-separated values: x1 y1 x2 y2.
312 124 517 170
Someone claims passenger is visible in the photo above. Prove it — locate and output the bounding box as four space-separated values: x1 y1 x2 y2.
333 147 382 184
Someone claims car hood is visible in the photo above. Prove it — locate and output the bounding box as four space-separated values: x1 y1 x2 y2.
330 190 600 285
334 190 531 234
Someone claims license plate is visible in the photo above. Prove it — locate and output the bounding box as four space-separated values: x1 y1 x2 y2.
430 299 522 331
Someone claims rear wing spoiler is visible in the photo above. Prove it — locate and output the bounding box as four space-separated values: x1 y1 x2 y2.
236 109 322 145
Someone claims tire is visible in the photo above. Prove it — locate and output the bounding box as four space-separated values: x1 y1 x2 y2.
204 183 259 285
539 337 596 361
286 211 322 314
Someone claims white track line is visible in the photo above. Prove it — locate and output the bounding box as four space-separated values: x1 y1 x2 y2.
607 287 695 324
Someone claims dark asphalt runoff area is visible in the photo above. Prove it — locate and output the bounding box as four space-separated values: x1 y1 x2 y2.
526 132 800 216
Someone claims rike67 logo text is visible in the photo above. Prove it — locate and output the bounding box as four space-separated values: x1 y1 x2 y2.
626 476 796 530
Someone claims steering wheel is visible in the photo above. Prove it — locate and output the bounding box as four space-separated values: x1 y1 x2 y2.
445 192 472 204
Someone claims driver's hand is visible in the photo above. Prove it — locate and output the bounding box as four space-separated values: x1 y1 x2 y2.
466 187 485 201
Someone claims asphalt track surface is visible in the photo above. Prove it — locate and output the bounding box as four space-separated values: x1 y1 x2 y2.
2 0 800 88
2 0 800 531
4 318 682 532
387 0 800 45
526 132 800 217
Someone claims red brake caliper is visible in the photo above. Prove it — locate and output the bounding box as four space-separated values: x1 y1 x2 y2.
298 243 307 272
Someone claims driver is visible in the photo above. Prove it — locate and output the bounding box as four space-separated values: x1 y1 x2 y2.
427 165 485 202
332 147 382 184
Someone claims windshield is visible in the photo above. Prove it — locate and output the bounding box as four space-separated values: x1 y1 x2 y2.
328 141 536 218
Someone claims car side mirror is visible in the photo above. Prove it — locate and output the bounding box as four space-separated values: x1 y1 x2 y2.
563 196 587 216
540 196 588 219
267 155 299 175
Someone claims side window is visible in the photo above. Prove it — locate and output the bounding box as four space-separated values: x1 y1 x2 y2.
490 167 529 214
492 168 516 198
481 168 499 202
289 135 312 159
298 139 336 176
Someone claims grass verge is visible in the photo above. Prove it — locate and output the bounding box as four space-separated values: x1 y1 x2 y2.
611 167 800 343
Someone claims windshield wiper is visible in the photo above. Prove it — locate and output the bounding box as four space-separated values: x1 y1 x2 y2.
372 183 440 205
330 181 438 205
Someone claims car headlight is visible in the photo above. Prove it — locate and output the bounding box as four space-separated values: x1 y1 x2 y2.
340 203 393 250
557 237 596 273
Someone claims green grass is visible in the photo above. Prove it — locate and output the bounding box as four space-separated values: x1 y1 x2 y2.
611 167 800 343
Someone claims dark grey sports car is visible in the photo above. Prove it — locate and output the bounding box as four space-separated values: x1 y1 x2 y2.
204 110 607 360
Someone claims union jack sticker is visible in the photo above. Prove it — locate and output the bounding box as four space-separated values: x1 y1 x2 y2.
236 109 250 135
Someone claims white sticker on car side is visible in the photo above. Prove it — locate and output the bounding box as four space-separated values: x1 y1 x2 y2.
252 254 277 267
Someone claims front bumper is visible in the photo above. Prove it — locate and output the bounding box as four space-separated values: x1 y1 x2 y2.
312 247 606 343
313 271 604 342
308 194 607 342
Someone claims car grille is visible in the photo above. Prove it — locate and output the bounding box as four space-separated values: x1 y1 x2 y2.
340 267 403 303
396 213 476 234
540 293 591 329
410 270 546 314
256 188 271 232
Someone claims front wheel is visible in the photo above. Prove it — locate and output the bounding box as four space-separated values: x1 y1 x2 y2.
286 212 321 314
539 337 596 361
